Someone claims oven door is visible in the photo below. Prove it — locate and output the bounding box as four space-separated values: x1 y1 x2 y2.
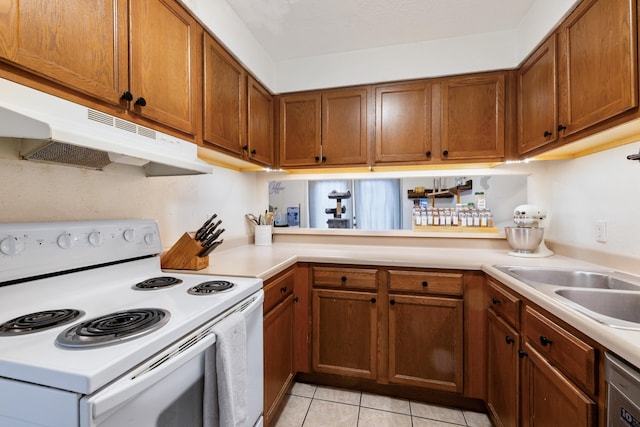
80 291 264 427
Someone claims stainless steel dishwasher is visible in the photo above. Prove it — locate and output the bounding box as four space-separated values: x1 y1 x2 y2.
606 353 640 427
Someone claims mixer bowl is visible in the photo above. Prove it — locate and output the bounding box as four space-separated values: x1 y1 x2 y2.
505 227 544 253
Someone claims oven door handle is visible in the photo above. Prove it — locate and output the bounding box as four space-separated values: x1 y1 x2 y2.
81 332 217 421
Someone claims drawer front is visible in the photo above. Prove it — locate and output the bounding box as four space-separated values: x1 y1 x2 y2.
264 268 295 313
487 279 521 328
313 266 378 290
388 270 463 296
524 306 597 394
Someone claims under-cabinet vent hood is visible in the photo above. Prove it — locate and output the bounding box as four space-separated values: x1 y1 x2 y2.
0 78 213 176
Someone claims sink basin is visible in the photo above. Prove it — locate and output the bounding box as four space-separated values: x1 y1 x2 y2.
555 289 640 330
495 266 640 291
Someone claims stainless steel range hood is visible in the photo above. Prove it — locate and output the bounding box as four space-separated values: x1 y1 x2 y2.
0 78 213 176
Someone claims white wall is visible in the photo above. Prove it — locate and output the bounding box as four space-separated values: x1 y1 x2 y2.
526 144 640 258
0 142 268 250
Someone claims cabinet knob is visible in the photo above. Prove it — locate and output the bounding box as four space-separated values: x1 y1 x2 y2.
321 156 327 162
280 286 287 293
251 149 257 155
242 145 248 151
505 336 514 345
543 130 552 137
422 281 428 287
135 97 147 107
425 151 431 157
442 150 449 156
370 297 377 303
518 350 528 358
539 336 553 346
341 276 347 282
558 124 567 132
293 296 299 303
315 156 320 162
120 91 133 102
390 299 396 305
492 297 501 305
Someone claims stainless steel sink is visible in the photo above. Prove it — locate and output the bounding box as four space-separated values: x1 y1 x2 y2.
493 265 640 330
555 289 640 330
494 266 640 291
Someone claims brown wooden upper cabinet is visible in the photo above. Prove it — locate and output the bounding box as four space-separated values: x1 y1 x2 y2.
0 0 199 135
0 0 129 106
247 76 275 166
279 88 368 167
518 0 638 157
203 33 246 156
440 72 505 162
374 82 434 164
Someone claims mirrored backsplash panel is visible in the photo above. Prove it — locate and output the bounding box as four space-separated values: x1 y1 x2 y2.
268 175 528 231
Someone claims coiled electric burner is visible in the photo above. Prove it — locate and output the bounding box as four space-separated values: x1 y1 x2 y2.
188 280 236 295
0 309 84 335
56 308 170 348
133 276 183 290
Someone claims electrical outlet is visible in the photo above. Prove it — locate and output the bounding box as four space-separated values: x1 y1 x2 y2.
596 220 607 243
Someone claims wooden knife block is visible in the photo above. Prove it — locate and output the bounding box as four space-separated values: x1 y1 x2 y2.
160 232 209 270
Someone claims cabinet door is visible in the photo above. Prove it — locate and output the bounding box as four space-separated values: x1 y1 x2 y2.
279 94 321 166
321 88 369 166
247 76 274 166
441 73 505 161
312 289 377 379
518 36 558 156
129 0 198 134
203 33 246 155
264 294 294 427
521 343 596 427
374 82 433 163
0 0 128 104
557 0 638 137
487 310 520 427
388 294 463 393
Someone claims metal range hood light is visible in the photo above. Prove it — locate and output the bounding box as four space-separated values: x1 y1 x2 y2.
0 78 213 176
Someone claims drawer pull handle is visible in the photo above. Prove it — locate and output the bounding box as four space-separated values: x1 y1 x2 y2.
280 287 287 293
540 336 553 346
370 298 376 303
293 296 299 303
341 276 347 282
422 281 429 287
518 350 528 358
389 299 396 305
492 297 501 304
505 336 514 345
543 130 552 137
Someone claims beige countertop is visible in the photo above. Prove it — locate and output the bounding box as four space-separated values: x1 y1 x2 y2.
167 241 640 370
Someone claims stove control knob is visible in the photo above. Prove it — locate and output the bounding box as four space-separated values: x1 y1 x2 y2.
144 232 157 245
123 228 136 242
57 233 77 249
88 231 104 247
0 236 25 256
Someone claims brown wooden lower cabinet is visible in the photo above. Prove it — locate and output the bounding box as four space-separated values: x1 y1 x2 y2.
487 309 520 427
388 294 463 392
263 267 296 427
311 288 378 379
521 343 596 427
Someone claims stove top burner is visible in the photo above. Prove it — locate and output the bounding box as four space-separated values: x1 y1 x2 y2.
56 308 170 348
133 276 183 290
0 309 84 336
188 280 236 295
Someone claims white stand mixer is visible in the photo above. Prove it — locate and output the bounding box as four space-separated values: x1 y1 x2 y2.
505 204 554 258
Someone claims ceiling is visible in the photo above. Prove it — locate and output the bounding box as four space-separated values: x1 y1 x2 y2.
225 0 538 61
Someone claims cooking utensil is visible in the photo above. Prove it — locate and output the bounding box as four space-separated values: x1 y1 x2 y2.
197 219 222 242
201 228 225 248
198 239 224 257
245 214 259 225
194 214 217 241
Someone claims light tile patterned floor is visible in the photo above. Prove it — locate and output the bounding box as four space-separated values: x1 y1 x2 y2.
273 382 493 427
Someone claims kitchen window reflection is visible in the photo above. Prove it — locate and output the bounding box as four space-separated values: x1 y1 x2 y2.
308 179 401 229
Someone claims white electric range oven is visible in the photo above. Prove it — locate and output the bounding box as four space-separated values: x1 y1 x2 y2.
0 219 263 427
